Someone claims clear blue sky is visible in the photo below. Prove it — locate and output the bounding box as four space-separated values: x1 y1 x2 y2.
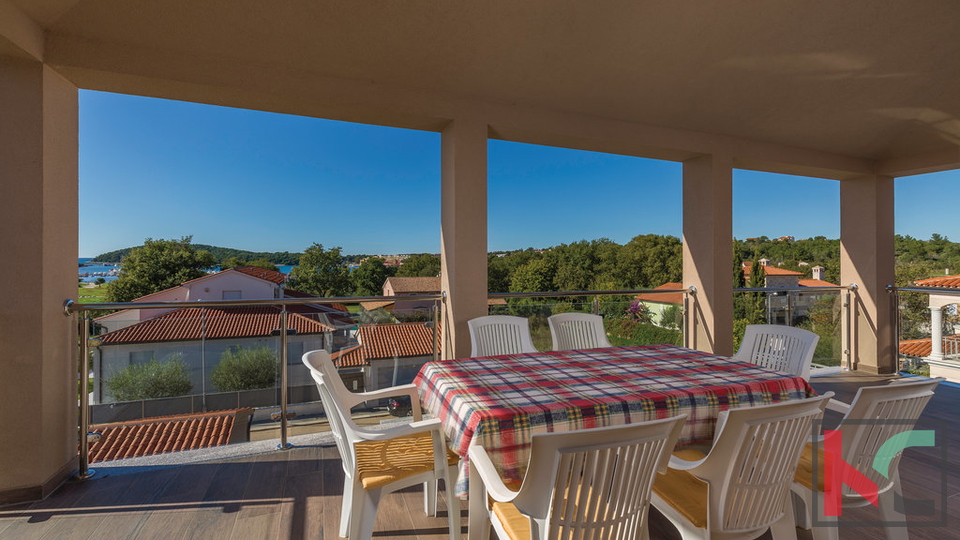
79 90 960 258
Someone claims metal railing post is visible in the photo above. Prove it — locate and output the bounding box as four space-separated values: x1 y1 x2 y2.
78 311 95 480
432 301 440 363
591 298 600 315
278 308 291 450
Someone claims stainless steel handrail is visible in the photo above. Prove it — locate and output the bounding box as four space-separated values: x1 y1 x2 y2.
887 285 960 295
64 292 445 314
487 288 695 299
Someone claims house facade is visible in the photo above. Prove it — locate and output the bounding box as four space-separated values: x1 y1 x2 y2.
331 322 438 392
93 306 331 403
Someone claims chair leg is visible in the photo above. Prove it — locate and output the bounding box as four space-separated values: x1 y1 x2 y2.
769 499 799 540
809 490 839 540
424 479 438 516
339 477 355 538
468 460 491 540
354 486 382 540
877 489 909 540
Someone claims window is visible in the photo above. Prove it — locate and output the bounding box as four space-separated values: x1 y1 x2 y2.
222 290 242 300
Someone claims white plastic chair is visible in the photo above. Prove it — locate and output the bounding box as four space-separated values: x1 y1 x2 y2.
791 378 941 540
547 313 613 350
468 315 538 357
732 324 820 380
302 350 460 540
651 393 833 540
468 415 687 540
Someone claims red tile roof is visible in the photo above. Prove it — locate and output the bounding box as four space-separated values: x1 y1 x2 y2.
384 276 441 294
798 278 838 287
232 266 288 284
332 322 439 367
88 408 252 462
914 274 960 288
99 306 334 344
898 335 960 358
743 264 804 277
635 283 685 305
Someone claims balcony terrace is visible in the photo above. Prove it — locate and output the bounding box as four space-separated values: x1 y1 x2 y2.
1 372 955 540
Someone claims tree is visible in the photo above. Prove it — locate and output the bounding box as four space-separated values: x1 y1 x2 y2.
105 354 192 402
211 346 277 391
106 237 216 302
744 259 766 324
396 253 441 277
221 256 279 272
617 234 682 289
286 243 352 297
352 257 397 296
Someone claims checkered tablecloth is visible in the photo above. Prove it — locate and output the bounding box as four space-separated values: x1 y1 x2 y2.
413 344 816 496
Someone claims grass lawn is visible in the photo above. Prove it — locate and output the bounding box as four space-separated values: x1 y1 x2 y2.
77 284 110 303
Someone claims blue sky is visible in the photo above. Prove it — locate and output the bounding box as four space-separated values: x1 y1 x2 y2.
80 90 959 257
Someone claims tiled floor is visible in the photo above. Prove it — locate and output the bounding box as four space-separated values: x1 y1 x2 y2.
1 372 957 540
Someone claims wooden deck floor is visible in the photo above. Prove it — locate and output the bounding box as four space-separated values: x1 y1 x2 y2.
1 373 958 540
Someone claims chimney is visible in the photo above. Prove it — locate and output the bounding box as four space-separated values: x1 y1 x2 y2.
812 266 825 280
759 258 770 267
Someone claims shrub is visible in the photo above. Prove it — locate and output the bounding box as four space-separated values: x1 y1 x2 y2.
211 345 277 392
606 318 682 346
106 354 193 402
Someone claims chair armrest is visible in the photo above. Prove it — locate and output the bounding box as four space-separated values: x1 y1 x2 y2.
667 452 707 471
825 397 851 415
341 384 425 420
468 445 519 503
353 418 443 442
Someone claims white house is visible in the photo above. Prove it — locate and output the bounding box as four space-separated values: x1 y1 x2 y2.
330 322 438 392
93 306 333 403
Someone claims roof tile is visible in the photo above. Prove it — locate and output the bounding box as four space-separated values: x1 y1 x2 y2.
88 408 251 463
99 306 334 344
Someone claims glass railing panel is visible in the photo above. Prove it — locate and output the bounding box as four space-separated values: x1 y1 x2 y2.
732 288 843 367
486 291 687 351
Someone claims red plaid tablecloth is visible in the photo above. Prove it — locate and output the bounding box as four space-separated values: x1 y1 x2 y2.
413 344 816 496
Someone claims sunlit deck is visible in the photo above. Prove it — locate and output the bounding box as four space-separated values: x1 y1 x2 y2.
1 373 957 540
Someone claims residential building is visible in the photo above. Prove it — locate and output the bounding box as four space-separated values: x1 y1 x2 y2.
331 322 438 392
635 283 685 328
743 262 838 324
93 306 333 404
2 0 948 505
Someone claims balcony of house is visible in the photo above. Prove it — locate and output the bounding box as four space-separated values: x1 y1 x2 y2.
0 368 954 540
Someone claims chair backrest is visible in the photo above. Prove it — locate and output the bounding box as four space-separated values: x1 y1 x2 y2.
468 315 538 357
733 324 819 380
512 415 686 540
700 394 832 534
547 313 612 351
835 378 940 497
302 349 361 474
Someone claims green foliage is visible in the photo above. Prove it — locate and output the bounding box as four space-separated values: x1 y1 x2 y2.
618 234 683 289
286 243 352 297
211 346 277 391
606 318 682 346
660 304 682 330
352 257 397 296
221 256 279 271
96 244 302 266
106 237 217 302
396 254 441 277
510 258 556 293
732 319 749 351
106 354 193 402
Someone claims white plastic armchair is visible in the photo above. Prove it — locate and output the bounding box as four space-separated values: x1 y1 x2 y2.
468 315 538 357
302 350 460 540
791 378 941 540
547 313 612 350
732 324 820 380
651 393 833 540
468 415 687 540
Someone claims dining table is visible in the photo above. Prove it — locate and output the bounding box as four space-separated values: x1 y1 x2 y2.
412 344 817 496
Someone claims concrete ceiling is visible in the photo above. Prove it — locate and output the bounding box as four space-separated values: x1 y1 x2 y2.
10 0 960 172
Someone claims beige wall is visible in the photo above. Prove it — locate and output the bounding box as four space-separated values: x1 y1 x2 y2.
440 119 489 359
682 154 734 356
840 175 896 373
0 56 78 501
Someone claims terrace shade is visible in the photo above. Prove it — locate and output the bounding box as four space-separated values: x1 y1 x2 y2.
3 0 957 503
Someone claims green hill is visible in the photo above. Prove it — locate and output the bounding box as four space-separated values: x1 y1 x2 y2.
93 244 303 266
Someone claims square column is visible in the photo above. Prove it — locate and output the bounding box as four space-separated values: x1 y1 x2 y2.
440 119 488 359
0 57 79 503
682 154 734 355
840 174 896 373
